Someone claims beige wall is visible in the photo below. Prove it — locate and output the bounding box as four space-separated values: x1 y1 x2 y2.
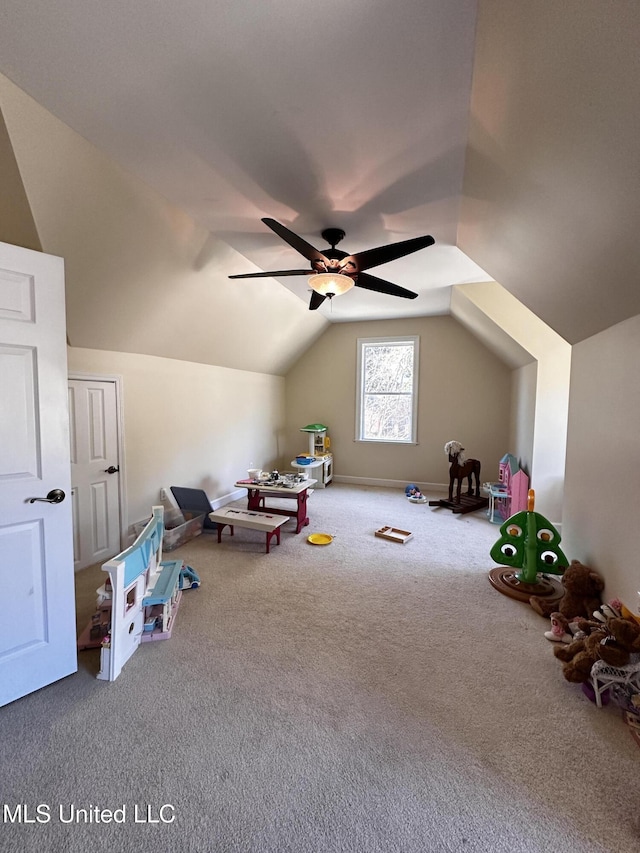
67 347 285 526
562 315 640 610
285 316 511 489
451 282 570 523
509 363 536 478
0 108 40 252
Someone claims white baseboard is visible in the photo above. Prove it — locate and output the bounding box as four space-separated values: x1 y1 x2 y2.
210 488 246 509
332 475 448 493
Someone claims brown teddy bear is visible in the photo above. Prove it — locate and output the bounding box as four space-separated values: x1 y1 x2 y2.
552 616 640 683
529 559 604 620
602 616 640 662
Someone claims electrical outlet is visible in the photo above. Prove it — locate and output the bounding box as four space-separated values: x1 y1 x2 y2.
159 488 167 501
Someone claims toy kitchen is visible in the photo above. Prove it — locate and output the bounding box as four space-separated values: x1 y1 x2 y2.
290 423 333 488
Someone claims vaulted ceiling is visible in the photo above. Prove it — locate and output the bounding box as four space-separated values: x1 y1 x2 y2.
1 0 639 372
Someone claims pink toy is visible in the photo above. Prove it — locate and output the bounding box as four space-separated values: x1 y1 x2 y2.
544 612 573 644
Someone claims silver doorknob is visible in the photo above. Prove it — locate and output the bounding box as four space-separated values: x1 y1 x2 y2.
29 489 66 504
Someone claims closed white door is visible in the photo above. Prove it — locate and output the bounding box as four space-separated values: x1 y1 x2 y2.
68 378 121 570
0 241 77 707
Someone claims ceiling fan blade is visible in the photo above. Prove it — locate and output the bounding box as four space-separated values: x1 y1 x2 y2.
345 234 435 272
262 218 329 265
229 269 311 279
355 272 418 300
309 290 327 311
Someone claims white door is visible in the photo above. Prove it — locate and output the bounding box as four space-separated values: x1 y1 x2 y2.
0 241 77 707
68 378 121 571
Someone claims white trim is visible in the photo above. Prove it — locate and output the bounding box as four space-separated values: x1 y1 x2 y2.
333 475 447 492
355 335 420 443
210 488 247 509
68 372 128 550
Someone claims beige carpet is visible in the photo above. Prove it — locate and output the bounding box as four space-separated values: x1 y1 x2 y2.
1 484 639 853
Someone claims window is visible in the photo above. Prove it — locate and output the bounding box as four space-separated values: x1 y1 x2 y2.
125 583 137 614
356 336 419 443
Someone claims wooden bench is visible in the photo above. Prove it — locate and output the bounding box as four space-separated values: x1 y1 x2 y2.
209 507 289 553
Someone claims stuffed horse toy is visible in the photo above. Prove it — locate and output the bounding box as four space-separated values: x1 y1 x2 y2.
444 440 481 504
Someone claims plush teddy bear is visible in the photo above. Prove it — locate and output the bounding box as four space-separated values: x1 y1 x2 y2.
552 616 640 683
552 625 609 682
529 559 604 620
601 617 640 664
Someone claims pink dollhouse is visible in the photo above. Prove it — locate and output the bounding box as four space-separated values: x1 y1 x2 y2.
498 453 529 520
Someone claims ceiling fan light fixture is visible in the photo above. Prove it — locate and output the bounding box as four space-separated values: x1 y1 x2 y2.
308 272 354 298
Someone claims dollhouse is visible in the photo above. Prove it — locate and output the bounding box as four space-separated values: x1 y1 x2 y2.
497 453 529 520
78 506 188 681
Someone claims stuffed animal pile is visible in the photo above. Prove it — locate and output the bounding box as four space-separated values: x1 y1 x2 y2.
526 557 640 687
552 615 640 683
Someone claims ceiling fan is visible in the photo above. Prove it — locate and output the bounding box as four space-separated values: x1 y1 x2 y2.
229 218 435 310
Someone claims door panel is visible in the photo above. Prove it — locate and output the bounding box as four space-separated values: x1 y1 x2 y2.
0 242 77 707
1 520 46 654
0 345 38 478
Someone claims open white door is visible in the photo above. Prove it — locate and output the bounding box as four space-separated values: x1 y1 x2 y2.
0 241 77 707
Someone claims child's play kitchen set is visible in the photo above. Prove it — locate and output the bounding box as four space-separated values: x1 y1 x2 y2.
246 424 333 489
289 423 333 487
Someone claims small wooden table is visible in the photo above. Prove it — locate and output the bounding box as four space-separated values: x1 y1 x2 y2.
233 479 317 534
208 507 290 553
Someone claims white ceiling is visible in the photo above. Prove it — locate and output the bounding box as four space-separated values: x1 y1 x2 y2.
0 0 492 322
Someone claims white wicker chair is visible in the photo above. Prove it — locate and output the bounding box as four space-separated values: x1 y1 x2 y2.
590 653 640 708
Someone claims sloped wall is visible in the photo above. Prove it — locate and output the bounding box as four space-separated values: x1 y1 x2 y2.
0 107 40 252
460 0 640 343
0 71 325 376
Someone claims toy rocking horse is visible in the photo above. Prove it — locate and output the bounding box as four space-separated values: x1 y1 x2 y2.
444 440 481 504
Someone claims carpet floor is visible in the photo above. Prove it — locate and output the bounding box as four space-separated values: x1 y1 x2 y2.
1 484 639 853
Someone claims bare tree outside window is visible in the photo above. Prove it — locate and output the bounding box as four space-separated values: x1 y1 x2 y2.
356 337 419 443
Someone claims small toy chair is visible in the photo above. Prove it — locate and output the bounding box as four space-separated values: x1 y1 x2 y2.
590 653 640 708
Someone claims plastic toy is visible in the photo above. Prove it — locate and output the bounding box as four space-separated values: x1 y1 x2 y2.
490 489 567 583
405 484 425 502
179 565 200 590
488 489 569 602
77 506 199 681
498 454 529 519
307 533 333 545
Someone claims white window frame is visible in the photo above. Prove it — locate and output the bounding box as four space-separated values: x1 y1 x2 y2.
355 335 419 444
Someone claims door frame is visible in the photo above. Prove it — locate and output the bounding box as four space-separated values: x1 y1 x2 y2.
68 372 128 551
